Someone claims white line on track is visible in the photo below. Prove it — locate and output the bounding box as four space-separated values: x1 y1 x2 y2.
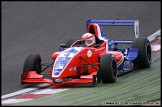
1 88 37 99
31 88 69 94
2 99 33 104
147 29 161 52
1 83 51 100
147 29 161 41
151 45 161 51
1 29 161 101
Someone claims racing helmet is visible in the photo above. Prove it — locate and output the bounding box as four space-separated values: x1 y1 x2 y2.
82 33 96 46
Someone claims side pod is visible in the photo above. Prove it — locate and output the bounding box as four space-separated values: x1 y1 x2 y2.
125 48 138 61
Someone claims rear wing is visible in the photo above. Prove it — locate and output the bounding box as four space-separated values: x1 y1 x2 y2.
86 19 139 38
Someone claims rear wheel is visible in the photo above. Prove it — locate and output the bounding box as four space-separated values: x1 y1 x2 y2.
131 38 152 68
23 54 42 74
100 54 117 83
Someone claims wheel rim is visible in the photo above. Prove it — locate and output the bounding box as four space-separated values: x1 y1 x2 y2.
146 43 152 63
112 60 117 78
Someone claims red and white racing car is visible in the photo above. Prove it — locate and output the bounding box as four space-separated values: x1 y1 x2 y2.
21 19 152 86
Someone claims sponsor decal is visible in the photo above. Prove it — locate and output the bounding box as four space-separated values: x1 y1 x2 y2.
87 50 92 57
74 67 77 70
69 68 73 71
94 47 105 51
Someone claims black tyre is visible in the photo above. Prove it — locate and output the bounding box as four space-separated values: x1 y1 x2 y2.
92 75 97 87
131 38 152 68
96 71 102 83
100 54 118 83
23 54 42 74
92 73 102 87
66 38 78 48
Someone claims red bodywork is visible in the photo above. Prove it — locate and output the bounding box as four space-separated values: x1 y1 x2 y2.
21 40 123 86
21 23 123 86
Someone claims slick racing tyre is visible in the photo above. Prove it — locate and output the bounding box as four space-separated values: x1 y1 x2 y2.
23 54 42 74
92 73 102 87
131 37 152 68
100 54 117 83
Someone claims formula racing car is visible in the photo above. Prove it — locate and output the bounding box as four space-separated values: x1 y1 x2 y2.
21 19 152 86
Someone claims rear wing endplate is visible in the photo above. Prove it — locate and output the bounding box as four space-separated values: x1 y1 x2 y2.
87 19 139 38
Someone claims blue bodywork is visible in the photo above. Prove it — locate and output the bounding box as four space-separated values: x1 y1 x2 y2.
53 48 79 76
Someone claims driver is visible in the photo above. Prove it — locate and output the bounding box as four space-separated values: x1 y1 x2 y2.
81 33 96 47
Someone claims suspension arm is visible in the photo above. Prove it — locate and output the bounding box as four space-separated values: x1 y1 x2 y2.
79 56 99 70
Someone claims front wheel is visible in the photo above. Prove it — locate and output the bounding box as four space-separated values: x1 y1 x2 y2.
23 54 42 74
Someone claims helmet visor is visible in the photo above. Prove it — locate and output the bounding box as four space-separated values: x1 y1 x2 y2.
85 37 95 46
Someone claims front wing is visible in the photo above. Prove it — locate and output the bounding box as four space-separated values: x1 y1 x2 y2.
21 71 97 86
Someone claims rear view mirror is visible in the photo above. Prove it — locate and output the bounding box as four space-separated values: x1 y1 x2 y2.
59 44 66 51
60 44 66 48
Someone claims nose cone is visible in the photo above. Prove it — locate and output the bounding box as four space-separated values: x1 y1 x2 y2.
52 47 81 78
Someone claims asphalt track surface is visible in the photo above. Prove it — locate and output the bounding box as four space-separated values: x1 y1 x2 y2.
2 1 160 96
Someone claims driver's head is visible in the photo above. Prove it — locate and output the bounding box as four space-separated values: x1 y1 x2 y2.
82 33 96 47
